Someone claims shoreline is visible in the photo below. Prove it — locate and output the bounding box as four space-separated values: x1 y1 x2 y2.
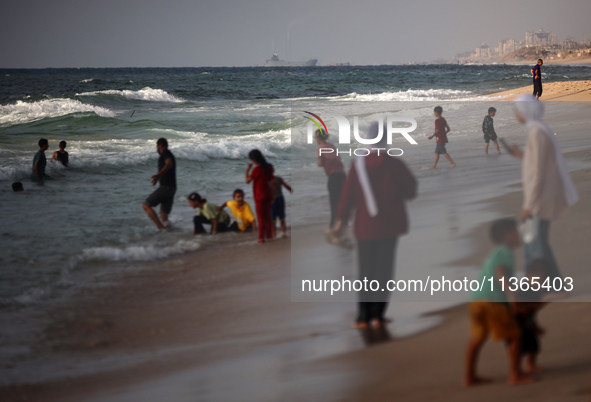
2 159 590 401
1 80 591 401
484 79 591 101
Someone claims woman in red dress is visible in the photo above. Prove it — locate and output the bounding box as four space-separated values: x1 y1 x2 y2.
245 149 275 243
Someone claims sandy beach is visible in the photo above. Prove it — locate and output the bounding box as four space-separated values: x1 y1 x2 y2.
1 85 591 402
489 80 591 101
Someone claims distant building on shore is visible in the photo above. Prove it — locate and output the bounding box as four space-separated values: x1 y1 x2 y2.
525 29 557 47
450 28 590 64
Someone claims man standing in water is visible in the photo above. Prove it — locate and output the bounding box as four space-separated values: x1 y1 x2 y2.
32 138 49 181
531 59 543 99
142 138 176 229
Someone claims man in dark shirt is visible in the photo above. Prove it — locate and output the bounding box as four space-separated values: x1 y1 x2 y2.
31 138 49 181
531 59 543 99
142 137 177 229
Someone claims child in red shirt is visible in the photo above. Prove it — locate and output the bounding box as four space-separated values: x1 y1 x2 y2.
428 106 456 169
246 149 275 243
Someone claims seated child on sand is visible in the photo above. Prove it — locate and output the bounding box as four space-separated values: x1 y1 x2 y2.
217 189 256 233
187 192 230 235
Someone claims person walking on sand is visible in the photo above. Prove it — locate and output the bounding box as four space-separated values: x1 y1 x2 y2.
508 95 578 282
142 138 176 230
482 107 501 155
315 128 346 227
531 59 543 99
428 106 456 169
332 122 417 329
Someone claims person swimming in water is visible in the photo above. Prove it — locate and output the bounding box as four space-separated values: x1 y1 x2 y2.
51 141 69 167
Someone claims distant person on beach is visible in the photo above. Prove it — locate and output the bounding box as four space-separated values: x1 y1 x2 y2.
188 193 230 234
512 259 548 374
31 138 50 181
217 189 256 233
509 95 578 281
482 107 501 155
531 59 543 99
12 182 23 192
51 140 69 167
142 138 176 230
332 122 417 329
464 218 535 387
428 106 456 168
315 128 346 227
271 176 292 238
245 149 275 243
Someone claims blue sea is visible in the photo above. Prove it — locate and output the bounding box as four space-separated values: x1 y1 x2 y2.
1 63 591 310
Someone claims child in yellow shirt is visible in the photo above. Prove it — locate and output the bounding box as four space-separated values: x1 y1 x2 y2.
217 189 256 233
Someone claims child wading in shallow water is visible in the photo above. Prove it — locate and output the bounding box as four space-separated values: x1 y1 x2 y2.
428 106 456 169
271 175 292 238
245 149 275 243
482 107 501 155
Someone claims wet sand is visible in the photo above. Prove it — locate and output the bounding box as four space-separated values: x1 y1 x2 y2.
316 167 591 402
2 161 590 401
2 90 591 402
488 80 591 101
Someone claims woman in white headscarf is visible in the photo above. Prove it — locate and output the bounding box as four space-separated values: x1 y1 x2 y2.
510 95 578 280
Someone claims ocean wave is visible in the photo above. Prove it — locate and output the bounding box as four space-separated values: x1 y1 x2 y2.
0 98 116 127
288 89 477 102
0 131 291 181
146 128 209 139
68 130 290 167
79 78 94 83
337 89 475 101
78 239 202 262
76 87 184 103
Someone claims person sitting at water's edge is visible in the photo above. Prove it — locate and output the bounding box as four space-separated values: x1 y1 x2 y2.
217 189 256 233
51 140 69 167
188 193 230 235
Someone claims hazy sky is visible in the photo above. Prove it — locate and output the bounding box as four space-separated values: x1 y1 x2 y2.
1 0 590 68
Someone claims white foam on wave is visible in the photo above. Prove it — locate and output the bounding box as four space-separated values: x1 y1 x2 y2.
12 286 51 305
288 88 479 102
0 98 115 127
146 128 209 139
0 129 291 181
80 78 94 83
67 129 291 168
338 89 475 102
77 87 184 103
78 239 201 262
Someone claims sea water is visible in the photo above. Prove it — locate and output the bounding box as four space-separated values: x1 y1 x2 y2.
1 64 591 309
